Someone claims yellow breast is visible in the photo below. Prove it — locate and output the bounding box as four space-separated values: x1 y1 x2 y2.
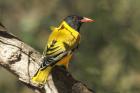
56 54 72 69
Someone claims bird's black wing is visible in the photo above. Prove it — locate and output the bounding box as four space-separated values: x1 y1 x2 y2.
40 40 70 70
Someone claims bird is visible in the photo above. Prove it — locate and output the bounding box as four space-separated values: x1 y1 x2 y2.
32 15 95 85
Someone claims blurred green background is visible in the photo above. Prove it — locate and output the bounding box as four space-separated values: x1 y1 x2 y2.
0 0 140 93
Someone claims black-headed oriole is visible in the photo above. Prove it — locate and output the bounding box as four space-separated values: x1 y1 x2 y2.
32 15 95 84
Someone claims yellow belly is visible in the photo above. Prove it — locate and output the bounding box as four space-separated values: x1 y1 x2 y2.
56 54 72 69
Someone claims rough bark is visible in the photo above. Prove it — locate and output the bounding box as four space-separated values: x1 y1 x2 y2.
0 24 95 93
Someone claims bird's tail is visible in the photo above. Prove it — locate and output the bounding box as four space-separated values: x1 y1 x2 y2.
32 66 52 84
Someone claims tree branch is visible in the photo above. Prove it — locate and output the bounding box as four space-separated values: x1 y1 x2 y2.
0 24 95 93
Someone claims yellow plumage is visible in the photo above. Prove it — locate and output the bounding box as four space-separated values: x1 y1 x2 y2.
32 21 80 84
32 66 52 84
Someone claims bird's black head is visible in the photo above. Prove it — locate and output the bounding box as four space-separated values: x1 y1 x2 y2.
64 15 95 31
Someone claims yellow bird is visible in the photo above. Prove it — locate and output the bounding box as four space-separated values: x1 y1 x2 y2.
32 15 95 84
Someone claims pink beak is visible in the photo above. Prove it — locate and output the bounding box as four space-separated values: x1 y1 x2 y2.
80 17 95 23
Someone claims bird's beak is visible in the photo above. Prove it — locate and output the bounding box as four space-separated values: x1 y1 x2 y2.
80 17 95 23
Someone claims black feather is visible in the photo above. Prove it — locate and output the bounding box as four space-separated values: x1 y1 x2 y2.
64 15 83 32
